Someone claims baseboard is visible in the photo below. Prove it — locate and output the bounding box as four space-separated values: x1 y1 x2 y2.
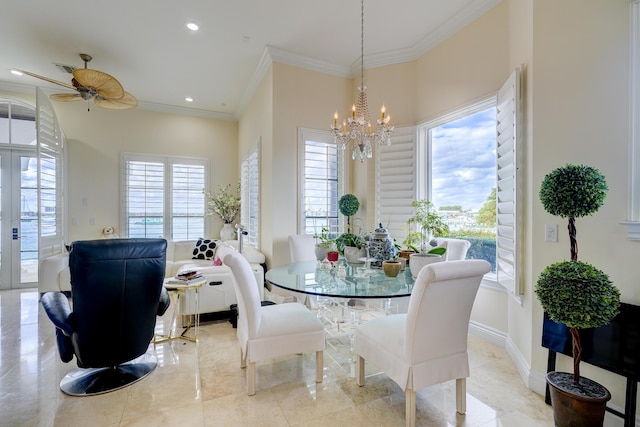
469 320 507 348
469 322 545 397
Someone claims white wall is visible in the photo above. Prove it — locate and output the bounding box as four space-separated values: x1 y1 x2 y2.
52 103 238 241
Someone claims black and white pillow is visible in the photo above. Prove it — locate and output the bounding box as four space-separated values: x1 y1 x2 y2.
192 238 218 260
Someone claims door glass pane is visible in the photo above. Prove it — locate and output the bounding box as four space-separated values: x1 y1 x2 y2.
21 156 37 283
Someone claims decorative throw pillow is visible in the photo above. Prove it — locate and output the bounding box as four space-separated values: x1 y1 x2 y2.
192 238 218 260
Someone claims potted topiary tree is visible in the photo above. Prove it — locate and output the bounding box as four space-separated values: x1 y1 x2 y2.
336 194 367 263
535 164 620 427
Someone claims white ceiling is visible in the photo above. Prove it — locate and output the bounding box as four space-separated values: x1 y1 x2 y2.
0 0 500 120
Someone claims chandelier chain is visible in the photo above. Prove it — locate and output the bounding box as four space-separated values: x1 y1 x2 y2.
360 0 364 89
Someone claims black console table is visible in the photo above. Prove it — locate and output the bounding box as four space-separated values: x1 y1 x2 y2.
542 302 640 427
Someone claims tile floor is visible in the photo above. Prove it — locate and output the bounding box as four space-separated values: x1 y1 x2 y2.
0 288 624 426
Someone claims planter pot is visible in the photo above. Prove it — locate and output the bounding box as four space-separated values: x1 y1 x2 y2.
344 246 366 264
398 249 415 260
315 244 328 261
409 253 444 279
546 371 611 427
326 251 339 262
220 223 236 241
382 260 402 277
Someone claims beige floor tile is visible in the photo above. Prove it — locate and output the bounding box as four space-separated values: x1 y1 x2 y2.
1 288 594 427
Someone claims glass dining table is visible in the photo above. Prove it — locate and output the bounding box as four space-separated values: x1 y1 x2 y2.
267 259 415 375
265 260 415 300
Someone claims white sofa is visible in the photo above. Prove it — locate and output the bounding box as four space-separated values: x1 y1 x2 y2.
38 239 266 315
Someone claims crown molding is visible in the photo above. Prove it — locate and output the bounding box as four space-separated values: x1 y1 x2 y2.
234 47 274 119
0 80 35 96
265 45 352 78
137 101 235 120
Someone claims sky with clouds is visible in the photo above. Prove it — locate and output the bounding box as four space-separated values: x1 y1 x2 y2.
430 107 496 212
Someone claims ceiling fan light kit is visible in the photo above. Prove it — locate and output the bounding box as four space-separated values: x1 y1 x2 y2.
15 53 137 110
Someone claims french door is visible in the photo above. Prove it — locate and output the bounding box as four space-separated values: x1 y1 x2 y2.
0 149 38 289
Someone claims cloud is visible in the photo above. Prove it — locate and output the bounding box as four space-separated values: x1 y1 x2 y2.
430 107 496 211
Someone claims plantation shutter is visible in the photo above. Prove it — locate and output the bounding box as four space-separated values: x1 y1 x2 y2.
121 154 208 239
241 143 260 247
36 88 66 259
299 128 342 235
496 67 522 295
171 162 206 240
375 126 416 242
123 158 165 238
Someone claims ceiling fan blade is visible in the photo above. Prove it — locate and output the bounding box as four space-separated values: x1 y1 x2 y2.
14 69 76 90
72 68 124 100
50 93 83 102
94 91 138 110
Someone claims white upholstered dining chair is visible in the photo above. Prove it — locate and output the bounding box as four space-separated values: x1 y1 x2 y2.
224 251 325 396
354 259 491 427
288 234 317 262
435 237 472 261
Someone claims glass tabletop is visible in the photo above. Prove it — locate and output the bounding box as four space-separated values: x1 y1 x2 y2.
265 260 415 299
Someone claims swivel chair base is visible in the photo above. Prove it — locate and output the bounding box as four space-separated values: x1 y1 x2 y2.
60 351 157 396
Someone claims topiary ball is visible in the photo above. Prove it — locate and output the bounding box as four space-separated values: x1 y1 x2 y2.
535 260 620 329
539 164 608 218
339 194 360 217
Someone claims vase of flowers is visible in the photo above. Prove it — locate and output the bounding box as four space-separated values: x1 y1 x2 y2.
204 183 241 240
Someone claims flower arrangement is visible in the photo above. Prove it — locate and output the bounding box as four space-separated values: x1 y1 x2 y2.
204 183 241 224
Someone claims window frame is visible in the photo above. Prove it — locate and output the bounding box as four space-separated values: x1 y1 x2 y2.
240 141 260 248
121 153 209 240
297 127 345 236
622 1 640 239
416 96 500 289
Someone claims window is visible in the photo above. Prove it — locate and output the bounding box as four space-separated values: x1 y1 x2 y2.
298 128 343 236
0 99 37 146
241 143 260 247
121 153 208 240
417 98 498 273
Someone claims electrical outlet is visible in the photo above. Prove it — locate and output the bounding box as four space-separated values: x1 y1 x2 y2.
545 224 558 242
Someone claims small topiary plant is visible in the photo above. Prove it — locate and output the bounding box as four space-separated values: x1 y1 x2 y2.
539 163 608 262
338 194 360 233
535 260 620 382
535 163 619 385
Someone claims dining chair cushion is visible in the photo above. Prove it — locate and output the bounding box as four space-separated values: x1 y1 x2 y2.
249 302 325 361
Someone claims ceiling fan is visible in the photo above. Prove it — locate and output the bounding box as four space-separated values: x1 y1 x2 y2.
15 53 138 110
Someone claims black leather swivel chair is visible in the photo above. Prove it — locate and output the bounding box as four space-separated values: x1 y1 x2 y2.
41 238 170 396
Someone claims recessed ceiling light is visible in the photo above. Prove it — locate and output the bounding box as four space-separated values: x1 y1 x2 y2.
185 97 194 102
11 69 23 76
186 22 199 31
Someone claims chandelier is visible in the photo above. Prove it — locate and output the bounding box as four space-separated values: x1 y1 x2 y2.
330 0 394 162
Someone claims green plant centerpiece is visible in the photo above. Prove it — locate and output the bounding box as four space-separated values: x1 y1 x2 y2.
403 199 450 278
535 164 620 427
403 199 449 253
335 232 365 254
